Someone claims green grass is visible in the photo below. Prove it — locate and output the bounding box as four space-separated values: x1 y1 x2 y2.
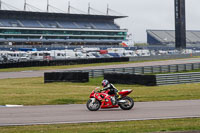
0 69 200 133
0 118 200 133
0 61 140 72
0 77 200 105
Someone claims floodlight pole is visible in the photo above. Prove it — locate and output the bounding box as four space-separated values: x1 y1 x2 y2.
47 0 49 12
88 3 90 14
174 0 186 49
24 0 26 11
68 1 70 13
106 4 109 15
0 0 2 10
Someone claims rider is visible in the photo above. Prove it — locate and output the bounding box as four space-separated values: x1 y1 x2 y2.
100 79 121 101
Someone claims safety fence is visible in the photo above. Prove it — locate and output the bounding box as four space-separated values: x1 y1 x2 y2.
70 63 200 78
1 53 200 69
129 54 195 62
156 72 200 85
0 57 129 69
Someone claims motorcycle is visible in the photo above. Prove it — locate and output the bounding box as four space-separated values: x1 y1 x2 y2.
86 88 134 111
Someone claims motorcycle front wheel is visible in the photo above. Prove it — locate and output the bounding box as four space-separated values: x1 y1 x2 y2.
119 96 134 110
86 98 101 111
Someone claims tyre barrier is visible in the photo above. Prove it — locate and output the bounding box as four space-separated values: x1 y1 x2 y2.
104 72 200 86
104 73 156 86
44 72 89 83
0 57 129 69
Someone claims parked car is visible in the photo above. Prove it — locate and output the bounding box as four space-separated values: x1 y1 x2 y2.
108 53 121 58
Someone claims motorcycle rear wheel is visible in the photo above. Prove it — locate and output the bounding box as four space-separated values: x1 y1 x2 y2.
86 99 101 111
119 96 134 110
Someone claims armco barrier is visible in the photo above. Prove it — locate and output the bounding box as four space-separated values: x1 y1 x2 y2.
104 73 156 86
129 53 200 62
156 72 200 85
44 72 89 83
70 63 200 78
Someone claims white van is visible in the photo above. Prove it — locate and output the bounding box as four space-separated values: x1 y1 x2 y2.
28 51 51 61
64 50 85 59
107 48 125 54
6 51 30 62
135 49 150 56
123 50 137 57
50 50 70 60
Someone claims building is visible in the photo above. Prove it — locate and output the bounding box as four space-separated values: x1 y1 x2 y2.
147 30 200 46
0 10 128 46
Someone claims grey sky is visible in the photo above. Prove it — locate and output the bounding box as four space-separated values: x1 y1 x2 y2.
2 0 200 42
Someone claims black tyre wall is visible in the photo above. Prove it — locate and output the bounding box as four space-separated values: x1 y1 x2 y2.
104 72 156 86
44 72 89 83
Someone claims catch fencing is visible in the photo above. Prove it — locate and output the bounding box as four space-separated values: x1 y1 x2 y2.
70 63 200 78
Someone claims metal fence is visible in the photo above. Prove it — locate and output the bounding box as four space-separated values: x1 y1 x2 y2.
156 72 200 85
129 53 200 62
70 63 200 78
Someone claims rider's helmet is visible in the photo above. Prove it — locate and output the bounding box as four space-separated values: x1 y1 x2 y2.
102 79 109 87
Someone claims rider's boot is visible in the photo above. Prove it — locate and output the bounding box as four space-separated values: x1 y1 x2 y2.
116 94 127 103
116 92 121 100
115 93 121 103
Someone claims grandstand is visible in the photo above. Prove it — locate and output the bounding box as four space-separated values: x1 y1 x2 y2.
147 30 200 45
0 10 127 45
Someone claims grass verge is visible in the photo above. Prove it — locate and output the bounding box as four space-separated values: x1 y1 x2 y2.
0 77 200 105
0 61 139 72
0 118 200 133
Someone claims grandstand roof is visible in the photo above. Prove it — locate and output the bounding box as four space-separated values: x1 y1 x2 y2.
147 30 200 45
0 10 127 20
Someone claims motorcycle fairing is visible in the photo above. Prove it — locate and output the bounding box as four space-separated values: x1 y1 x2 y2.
119 89 133 96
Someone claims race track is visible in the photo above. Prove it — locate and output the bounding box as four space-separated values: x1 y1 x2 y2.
1 58 200 126
1 58 200 79
0 100 200 126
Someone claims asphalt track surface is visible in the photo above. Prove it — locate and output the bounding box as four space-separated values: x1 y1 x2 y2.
0 100 200 126
1 58 200 79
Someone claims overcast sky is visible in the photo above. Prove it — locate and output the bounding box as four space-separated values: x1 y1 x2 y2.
2 0 200 42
